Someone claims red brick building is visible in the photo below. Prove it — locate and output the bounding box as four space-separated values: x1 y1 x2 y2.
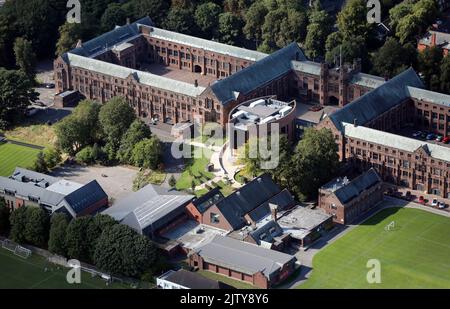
318 168 384 224
188 235 297 289
54 17 383 127
319 68 450 199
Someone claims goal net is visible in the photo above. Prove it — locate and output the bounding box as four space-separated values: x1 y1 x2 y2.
14 245 32 259
384 221 396 231
1 239 16 252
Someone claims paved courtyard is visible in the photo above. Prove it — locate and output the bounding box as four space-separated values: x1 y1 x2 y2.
50 164 138 201
141 63 216 87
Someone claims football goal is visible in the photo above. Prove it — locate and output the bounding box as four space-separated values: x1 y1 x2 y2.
384 221 396 231
14 245 32 259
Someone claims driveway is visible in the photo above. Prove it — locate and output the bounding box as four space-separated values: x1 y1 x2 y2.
50 164 138 202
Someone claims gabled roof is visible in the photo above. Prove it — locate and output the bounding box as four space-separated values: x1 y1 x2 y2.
407 86 450 108
350 72 386 89
103 184 194 234
329 68 424 132
69 17 153 58
291 60 322 76
142 25 267 62
419 30 450 49
193 235 296 278
63 180 107 214
214 174 282 230
343 123 450 162
249 220 283 245
328 168 382 205
64 53 206 97
191 187 224 213
246 189 294 222
11 167 58 187
211 43 306 105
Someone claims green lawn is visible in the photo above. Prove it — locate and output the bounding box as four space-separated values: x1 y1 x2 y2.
0 247 128 289
298 208 450 289
0 143 40 176
197 270 256 289
176 146 214 190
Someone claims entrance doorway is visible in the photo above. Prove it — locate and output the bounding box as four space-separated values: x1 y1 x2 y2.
328 96 339 106
194 65 202 74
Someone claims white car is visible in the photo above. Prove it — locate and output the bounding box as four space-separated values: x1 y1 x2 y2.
431 199 438 207
438 202 446 209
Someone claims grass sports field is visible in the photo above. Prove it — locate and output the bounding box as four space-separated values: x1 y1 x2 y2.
0 247 127 289
299 208 450 289
0 142 40 176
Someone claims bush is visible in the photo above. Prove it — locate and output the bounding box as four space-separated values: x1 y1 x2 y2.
76 144 105 165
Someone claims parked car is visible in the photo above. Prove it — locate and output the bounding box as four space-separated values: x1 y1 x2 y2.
418 196 425 204
431 198 439 207
426 133 435 140
405 191 412 200
438 202 446 209
45 83 55 89
34 101 46 107
412 131 422 138
420 132 427 139
443 136 450 144
435 135 443 142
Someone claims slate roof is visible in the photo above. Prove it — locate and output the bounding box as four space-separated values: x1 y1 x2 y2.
343 123 450 162
214 174 282 230
350 72 386 89
160 269 235 289
291 60 322 76
69 17 153 58
246 189 294 223
194 235 296 278
63 180 107 214
211 43 306 105
65 53 206 97
143 26 268 62
103 185 194 234
324 168 382 205
329 67 424 132
407 86 450 108
191 187 224 213
11 167 58 187
248 220 283 245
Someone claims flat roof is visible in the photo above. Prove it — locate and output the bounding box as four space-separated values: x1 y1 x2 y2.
46 180 83 195
277 207 332 239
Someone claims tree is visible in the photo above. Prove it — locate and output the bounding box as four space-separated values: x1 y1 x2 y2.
9 206 28 244
85 214 117 262
23 207 49 248
440 55 450 94
13 37 36 78
304 6 332 59
168 175 177 188
284 128 339 201
337 0 373 41
243 1 268 47
0 68 38 129
0 199 10 236
55 100 102 155
99 97 136 159
43 147 61 169
372 38 417 78
195 2 222 37
101 3 127 32
48 213 69 256
55 22 83 56
131 137 162 170
218 12 243 45
418 46 443 90
163 7 196 35
65 216 92 262
117 119 152 164
129 0 169 24
325 35 367 67
93 224 160 277
33 151 48 173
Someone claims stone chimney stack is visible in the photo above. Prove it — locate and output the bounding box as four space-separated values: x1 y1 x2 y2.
353 118 358 127
76 39 83 48
431 32 437 47
126 18 130 25
269 203 278 221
